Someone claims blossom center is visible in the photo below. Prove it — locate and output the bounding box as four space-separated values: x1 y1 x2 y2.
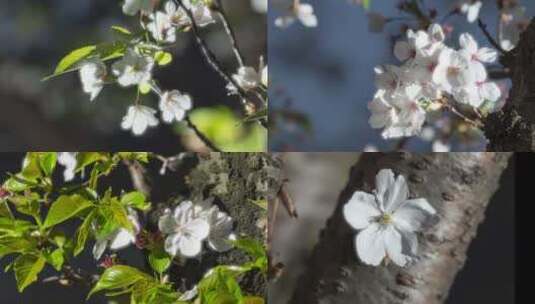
377 213 393 225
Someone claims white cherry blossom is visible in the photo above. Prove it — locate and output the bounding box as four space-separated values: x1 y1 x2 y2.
432 48 475 94
158 201 210 258
79 59 107 102
159 90 192 123
112 49 154 87
343 169 436 266
228 66 261 93
93 208 140 260
167 0 215 28
147 8 176 43
459 0 482 23
122 0 154 16
121 105 159 136
275 2 318 28
198 204 236 252
57 152 77 181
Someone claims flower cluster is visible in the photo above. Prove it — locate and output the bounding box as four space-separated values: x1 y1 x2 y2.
369 23 500 139
158 199 236 258
343 169 436 267
76 0 213 136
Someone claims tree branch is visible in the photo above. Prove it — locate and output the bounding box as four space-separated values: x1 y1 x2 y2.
290 152 512 304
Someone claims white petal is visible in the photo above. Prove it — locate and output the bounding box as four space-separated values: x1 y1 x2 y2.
109 229 135 250
392 198 436 232
355 223 386 266
185 218 210 240
179 235 203 257
480 82 501 102
164 233 181 256
394 41 412 62
343 191 381 230
467 2 482 23
208 233 235 252
476 47 497 63
384 174 409 213
375 169 395 210
383 226 409 267
159 209 178 234
459 33 478 53
92 239 108 260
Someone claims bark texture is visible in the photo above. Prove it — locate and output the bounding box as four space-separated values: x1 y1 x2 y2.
485 18 535 151
290 152 512 304
150 153 282 297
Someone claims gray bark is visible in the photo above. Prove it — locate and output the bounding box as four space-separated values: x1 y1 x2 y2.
290 152 512 304
484 18 535 151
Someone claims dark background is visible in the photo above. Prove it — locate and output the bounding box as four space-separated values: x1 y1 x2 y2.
0 0 265 151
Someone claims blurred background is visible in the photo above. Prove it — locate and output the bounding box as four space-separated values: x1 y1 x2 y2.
269 153 515 303
268 0 535 151
0 0 266 151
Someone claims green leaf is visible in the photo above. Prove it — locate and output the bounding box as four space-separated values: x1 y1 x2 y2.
37 152 57 177
75 152 109 172
96 41 128 61
0 237 35 259
43 195 93 228
14 254 46 292
53 45 97 75
0 200 13 218
107 200 133 232
155 51 173 66
198 267 243 304
120 191 149 211
362 0 372 9
249 199 267 211
20 153 43 181
45 248 64 271
111 25 132 36
148 248 171 274
117 152 150 163
88 265 152 298
74 210 96 256
8 192 40 217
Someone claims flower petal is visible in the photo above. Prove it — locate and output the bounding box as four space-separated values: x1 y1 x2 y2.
384 174 409 213
179 235 203 257
343 191 381 230
392 198 436 232
383 226 410 267
158 209 178 234
164 233 181 256
375 169 395 210
109 229 135 250
356 223 386 266
185 218 210 240
93 239 108 260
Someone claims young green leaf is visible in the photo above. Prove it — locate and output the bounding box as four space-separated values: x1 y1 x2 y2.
74 210 96 256
53 45 97 75
37 152 57 177
43 195 93 228
75 152 109 172
45 248 65 271
148 248 171 274
88 265 152 298
120 191 149 211
13 254 46 292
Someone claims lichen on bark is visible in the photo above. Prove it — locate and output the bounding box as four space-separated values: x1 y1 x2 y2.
290 152 512 304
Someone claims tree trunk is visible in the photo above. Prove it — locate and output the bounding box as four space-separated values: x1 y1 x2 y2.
290 152 512 304
485 18 535 151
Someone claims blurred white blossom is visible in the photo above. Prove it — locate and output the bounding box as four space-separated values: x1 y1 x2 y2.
79 59 106 101
121 105 159 136
112 49 154 87
159 90 192 123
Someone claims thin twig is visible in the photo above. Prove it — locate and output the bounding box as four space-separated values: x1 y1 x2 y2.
123 159 151 196
176 0 251 107
478 18 506 54
213 0 245 67
185 115 222 152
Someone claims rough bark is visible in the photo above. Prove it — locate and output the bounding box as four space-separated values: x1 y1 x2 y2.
148 153 283 297
485 18 535 151
290 152 512 304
